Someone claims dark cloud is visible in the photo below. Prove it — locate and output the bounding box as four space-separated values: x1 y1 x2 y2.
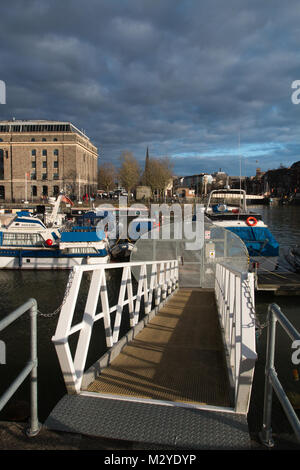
1 0 300 175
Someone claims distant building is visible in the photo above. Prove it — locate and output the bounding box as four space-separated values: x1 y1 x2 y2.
263 161 300 196
229 175 246 189
135 185 152 201
0 119 98 202
173 173 205 194
175 187 195 199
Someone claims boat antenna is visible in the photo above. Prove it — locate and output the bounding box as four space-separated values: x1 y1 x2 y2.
238 131 242 217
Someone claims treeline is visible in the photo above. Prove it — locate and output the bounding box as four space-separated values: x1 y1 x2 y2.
98 151 173 198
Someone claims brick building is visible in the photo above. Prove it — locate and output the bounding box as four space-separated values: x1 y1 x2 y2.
0 120 98 202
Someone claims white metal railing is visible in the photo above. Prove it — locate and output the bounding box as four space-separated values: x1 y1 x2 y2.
215 262 257 414
52 260 179 394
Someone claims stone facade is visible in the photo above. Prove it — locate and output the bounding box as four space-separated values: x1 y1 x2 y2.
0 120 98 202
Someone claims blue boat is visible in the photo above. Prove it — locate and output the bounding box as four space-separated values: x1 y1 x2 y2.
204 190 279 273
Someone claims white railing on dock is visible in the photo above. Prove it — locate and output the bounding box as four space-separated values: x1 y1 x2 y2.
52 260 179 394
215 262 257 414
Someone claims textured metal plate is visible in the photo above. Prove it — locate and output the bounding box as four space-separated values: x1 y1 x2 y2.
88 289 232 408
45 394 251 450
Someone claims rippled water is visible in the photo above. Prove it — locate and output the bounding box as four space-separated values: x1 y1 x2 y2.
0 205 299 437
251 204 300 251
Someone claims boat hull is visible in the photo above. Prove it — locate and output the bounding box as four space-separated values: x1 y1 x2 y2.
249 256 279 273
0 252 110 269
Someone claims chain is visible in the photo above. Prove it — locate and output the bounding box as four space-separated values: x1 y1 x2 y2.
38 269 75 318
242 277 269 338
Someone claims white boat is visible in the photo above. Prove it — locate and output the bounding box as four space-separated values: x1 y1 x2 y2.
0 210 110 269
204 189 280 273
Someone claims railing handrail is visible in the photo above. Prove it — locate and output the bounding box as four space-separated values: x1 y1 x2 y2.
260 303 300 447
269 303 300 343
69 259 179 272
53 259 179 394
216 261 248 279
0 298 41 437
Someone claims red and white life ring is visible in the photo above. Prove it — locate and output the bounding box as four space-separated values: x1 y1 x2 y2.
246 216 258 227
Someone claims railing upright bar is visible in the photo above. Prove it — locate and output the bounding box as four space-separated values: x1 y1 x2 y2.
27 299 40 437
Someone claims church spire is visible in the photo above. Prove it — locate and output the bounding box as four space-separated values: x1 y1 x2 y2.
144 146 150 185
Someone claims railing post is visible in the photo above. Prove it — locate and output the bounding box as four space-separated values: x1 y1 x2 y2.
259 304 277 448
26 298 41 437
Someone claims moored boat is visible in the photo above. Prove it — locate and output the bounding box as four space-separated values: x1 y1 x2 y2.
0 211 110 269
204 189 279 273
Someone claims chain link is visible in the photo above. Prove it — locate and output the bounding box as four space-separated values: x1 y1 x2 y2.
38 270 75 318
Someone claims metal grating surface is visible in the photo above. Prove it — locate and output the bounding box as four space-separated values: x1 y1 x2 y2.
45 394 251 450
87 289 232 407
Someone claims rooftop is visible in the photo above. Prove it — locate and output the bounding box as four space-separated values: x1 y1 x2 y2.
0 119 90 140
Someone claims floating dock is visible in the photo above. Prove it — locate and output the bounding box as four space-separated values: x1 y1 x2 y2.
256 272 300 295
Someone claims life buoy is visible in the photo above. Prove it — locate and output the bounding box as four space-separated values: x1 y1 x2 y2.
246 216 257 227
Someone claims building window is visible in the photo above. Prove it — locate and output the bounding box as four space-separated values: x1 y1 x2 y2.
53 173 59 180
31 138 35 142
53 160 58 168
42 161 47 168
31 161 36 168
31 173 36 180
31 149 36 156
31 186 37 197
42 138 47 142
0 185 5 199
42 149 47 156
53 186 59 196
53 149 59 156
42 173 47 180
53 138 58 141
42 186 48 196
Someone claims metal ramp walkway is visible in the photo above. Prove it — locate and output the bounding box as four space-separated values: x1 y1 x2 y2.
45 222 257 449
87 289 231 406
45 289 250 449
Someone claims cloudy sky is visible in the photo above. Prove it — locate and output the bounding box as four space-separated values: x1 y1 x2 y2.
1 0 300 176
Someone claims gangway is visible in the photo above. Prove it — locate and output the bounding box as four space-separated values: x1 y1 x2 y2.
45 221 258 449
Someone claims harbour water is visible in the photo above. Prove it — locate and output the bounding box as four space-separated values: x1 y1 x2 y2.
0 204 299 442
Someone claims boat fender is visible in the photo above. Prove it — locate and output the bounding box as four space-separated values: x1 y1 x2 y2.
45 239 53 246
246 216 258 227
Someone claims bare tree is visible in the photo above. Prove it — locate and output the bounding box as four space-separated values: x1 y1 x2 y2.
118 151 141 197
98 162 117 192
147 157 174 199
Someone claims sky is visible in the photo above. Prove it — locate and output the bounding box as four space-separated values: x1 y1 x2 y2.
1 0 300 177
